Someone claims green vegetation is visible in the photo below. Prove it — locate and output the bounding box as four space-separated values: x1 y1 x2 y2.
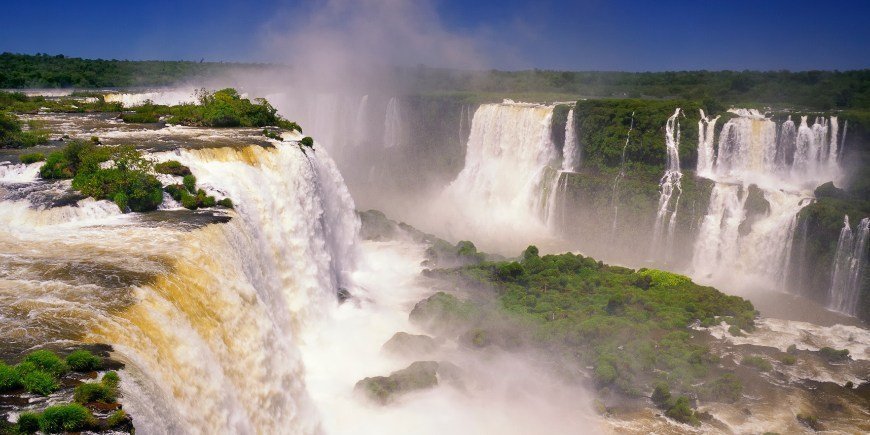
355 361 441 404
106 410 128 428
182 174 196 192
24 349 69 377
0 111 49 148
573 99 704 170
73 376 118 404
299 136 314 147
818 347 850 362
796 413 822 431
21 370 59 395
0 363 21 391
779 353 797 365
19 152 45 164
16 412 40 434
155 160 191 176
39 141 164 212
102 371 120 388
430 246 756 423
4 54 869 111
741 355 773 372
121 88 302 130
39 404 96 433
66 349 102 372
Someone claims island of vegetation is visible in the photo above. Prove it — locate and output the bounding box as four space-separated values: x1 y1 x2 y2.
0 348 132 434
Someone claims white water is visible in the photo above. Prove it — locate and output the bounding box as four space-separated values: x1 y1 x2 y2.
829 216 870 316
383 97 402 149
561 109 579 171
0 162 42 183
609 112 635 241
435 101 559 253
104 89 199 107
696 109 719 176
691 109 844 296
650 108 682 262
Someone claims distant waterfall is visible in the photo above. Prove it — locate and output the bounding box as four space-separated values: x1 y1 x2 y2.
610 112 635 241
715 109 778 178
384 97 402 148
650 108 682 261
828 116 839 170
562 109 579 172
440 101 558 250
696 109 719 176
776 116 797 167
354 94 369 140
829 216 870 316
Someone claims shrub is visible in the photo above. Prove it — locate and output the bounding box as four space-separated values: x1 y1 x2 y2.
106 409 128 428
300 136 314 148
20 152 45 164
594 361 617 385
102 371 120 388
217 198 234 208
818 347 849 362
66 350 101 372
181 192 198 210
154 160 191 176
39 404 94 433
796 413 822 431
741 355 772 372
779 354 796 365
16 412 40 434
728 325 744 336
699 373 743 403
665 396 699 426
182 174 196 193
787 344 797 354
651 382 671 407
24 350 68 377
13 361 38 377
21 370 58 395
90 136 100 144
0 362 22 391
74 381 116 404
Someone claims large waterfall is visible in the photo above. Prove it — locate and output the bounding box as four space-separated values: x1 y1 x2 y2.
561 109 579 172
691 108 843 292
437 101 559 252
829 216 870 316
0 140 360 434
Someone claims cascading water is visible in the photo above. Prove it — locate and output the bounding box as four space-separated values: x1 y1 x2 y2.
437 100 559 252
691 109 844 294
829 216 870 316
609 112 634 241
650 108 682 261
696 109 719 176
0 139 360 434
561 109 579 172
383 97 402 148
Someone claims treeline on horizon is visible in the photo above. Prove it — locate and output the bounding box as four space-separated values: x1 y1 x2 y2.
1 52 869 110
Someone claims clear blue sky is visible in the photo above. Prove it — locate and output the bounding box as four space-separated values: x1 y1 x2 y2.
2 0 868 71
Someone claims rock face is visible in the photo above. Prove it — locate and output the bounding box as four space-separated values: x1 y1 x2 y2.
354 361 440 404
409 292 478 336
381 332 439 356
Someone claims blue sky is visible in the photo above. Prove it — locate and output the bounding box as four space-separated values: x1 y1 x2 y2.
2 0 868 71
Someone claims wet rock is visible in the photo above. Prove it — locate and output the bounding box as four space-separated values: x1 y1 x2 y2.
337 288 352 303
381 332 439 356
355 361 439 404
409 292 478 336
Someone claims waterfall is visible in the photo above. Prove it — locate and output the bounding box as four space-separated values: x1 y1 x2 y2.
776 116 797 168
840 120 848 162
439 101 558 251
610 112 635 241
692 184 747 279
828 116 839 170
561 109 579 172
1 141 361 434
354 94 369 140
696 109 719 176
650 108 682 261
829 216 870 316
714 110 778 181
383 97 402 148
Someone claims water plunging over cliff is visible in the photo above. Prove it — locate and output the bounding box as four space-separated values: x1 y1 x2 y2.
383 97 402 149
829 216 870 316
0 139 360 434
561 109 579 172
690 109 843 293
650 108 683 262
437 101 558 252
